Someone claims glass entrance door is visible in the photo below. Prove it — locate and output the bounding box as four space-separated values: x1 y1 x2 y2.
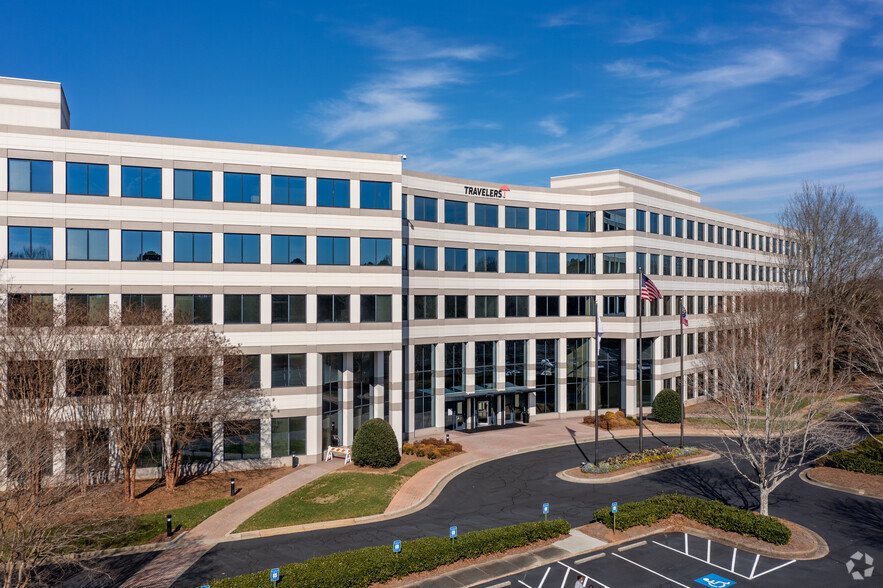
445 400 466 430
477 400 490 426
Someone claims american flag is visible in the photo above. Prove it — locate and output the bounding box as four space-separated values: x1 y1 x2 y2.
641 274 662 301
680 306 689 327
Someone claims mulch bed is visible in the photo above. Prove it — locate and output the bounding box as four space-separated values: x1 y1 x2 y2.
808 466 883 499
580 513 822 559
564 449 714 479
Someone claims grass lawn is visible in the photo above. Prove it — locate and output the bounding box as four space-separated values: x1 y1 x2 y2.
88 498 233 550
235 460 434 533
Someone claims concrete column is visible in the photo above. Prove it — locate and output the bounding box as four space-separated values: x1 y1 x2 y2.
395 346 409 443
306 176 317 207
162 167 173 200
212 421 224 466
556 337 567 415
260 417 272 460
108 164 121 198
53 160 65 194
341 353 353 446
211 170 223 202
464 340 475 393
306 352 322 457
260 173 271 204
434 343 445 430
373 351 385 421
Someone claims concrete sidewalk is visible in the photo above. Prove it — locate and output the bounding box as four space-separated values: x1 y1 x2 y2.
122 417 708 587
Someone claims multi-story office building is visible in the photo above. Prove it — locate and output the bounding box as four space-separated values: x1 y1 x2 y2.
0 76 787 473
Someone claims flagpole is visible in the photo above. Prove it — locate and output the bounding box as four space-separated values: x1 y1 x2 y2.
679 299 685 449
637 269 644 453
594 305 599 466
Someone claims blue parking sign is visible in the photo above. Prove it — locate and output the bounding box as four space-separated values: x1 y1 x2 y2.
393 539 402 553
270 568 279 582
542 502 549 514
450 526 457 538
612 502 618 514
694 573 737 587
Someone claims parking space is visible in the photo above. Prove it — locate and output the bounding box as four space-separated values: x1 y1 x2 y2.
484 533 798 588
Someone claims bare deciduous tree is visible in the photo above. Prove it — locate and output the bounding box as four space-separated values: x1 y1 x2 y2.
779 182 883 384
703 292 852 515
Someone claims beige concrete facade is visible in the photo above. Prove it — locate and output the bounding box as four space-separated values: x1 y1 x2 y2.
0 77 788 473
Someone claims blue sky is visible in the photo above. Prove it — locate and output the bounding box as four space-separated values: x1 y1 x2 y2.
3 0 883 222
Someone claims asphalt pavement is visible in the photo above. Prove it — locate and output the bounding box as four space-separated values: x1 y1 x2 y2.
62 433 883 587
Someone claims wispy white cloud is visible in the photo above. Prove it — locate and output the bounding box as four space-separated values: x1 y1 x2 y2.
353 26 495 62
539 116 566 137
541 8 586 28
619 19 665 44
553 91 582 101
604 59 667 79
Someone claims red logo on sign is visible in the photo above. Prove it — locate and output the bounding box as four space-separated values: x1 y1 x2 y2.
500 186 509 197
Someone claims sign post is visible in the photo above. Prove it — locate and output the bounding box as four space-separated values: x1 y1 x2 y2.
542 502 549 521
270 567 279 586
612 502 618 532
450 526 457 543
393 540 402 554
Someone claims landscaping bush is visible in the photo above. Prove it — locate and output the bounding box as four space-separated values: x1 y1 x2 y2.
817 434 883 475
581 446 699 474
206 519 571 588
652 388 682 423
352 418 400 468
592 494 791 545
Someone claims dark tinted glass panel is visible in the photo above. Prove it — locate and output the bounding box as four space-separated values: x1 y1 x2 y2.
444 200 467 224
122 230 162 262
359 181 392 209
66 228 108 261
505 251 528 273
271 235 307 264
603 209 626 231
122 166 162 198
536 252 559 274
535 208 559 231
174 169 212 200
474 203 498 227
174 294 212 324
174 232 212 263
8 226 52 260
414 196 437 222
505 206 528 229
317 236 350 265
444 248 467 272
317 178 350 207
360 238 392 266
475 249 498 272
271 175 306 205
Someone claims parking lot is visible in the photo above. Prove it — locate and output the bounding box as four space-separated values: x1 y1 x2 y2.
485 533 797 588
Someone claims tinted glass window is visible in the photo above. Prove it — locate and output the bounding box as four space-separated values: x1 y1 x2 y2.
413 246 438 271
505 296 529 317
413 295 437 319
444 248 467 272
66 163 108 196
174 294 212 324
317 295 349 322
536 296 559 317
444 295 468 319
505 206 528 229
223 233 261 263
359 181 391 209
174 232 212 263
475 295 498 318
535 208 559 231
224 294 260 323
8 226 52 260
271 175 306 205
122 166 162 198
317 178 350 207
271 354 307 387
663 215 672 236
360 294 392 322
271 235 307 264
474 203 498 227
317 236 350 265
603 209 626 231
604 295 626 316
475 249 498 272
122 230 162 261
360 238 392 266
603 252 626 274
566 210 595 232
444 200 467 224
271 294 306 323
223 172 260 203
8 159 52 193
174 169 212 201
414 196 438 222
536 252 559 274
566 252 594 274
66 228 108 261
505 251 528 273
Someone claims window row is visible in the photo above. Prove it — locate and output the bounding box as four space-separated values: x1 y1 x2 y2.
636 251 791 283
634 209 792 255
6 160 392 209
413 247 625 274
411 294 620 318
7 228 394 266
407 197 627 233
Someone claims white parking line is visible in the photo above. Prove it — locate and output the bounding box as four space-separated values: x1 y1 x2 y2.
611 552 690 587
556 561 611 588
749 558 796 579
652 540 752 580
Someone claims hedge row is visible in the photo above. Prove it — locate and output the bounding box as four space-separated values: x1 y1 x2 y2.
204 519 571 588
817 434 883 475
592 494 791 545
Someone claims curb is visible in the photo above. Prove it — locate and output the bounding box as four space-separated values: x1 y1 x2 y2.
556 451 720 484
799 467 883 500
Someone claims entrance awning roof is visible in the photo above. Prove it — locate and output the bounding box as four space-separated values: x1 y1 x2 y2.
443 388 538 402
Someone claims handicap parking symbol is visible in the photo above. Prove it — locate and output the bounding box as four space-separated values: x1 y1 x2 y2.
695 573 737 587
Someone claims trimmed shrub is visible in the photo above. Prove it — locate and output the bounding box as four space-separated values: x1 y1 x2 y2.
652 388 682 423
352 418 400 468
205 519 571 588
817 434 883 475
581 446 699 474
593 494 791 545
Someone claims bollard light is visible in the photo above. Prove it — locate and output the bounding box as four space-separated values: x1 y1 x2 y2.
445 433 450 444
166 514 172 537
230 477 235 497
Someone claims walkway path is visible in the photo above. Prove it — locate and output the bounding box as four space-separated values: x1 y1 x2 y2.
120 457 346 588
120 417 704 587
